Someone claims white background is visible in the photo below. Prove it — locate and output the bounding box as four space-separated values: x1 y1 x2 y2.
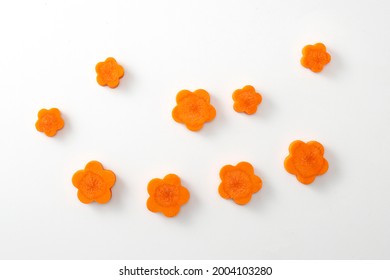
0 0 389 259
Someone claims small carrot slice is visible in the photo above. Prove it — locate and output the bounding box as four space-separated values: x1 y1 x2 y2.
146 174 190 217
232 85 262 115
219 162 262 205
72 161 116 204
172 89 216 131
95 57 124 88
284 140 329 184
35 108 64 137
300 43 331 73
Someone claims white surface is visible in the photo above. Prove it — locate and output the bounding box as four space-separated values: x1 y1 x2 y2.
0 0 389 260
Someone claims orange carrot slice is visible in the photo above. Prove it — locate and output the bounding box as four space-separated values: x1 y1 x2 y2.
300 43 331 73
284 140 329 184
146 174 190 217
172 89 216 131
232 85 262 115
72 161 116 204
219 162 262 205
35 108 64 137
95 57 124 88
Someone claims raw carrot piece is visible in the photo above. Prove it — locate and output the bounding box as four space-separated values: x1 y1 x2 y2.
72 161 116 204
284 140 329 184
300 43 331 73
35 108 64 137
146 174 190 217
172 89 216 131
95 57 124 88
232 85 262 115
219 162 262 205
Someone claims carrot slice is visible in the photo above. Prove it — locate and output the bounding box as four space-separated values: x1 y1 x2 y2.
72 161 116 204
232 85 262 115
35 108 64 137
218 162 262 205
284 140 329 184
172 89 216 131
95 57 124 88
300 43 331 73
146 174 190 217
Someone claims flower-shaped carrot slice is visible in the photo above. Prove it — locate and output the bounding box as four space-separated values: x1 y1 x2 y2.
219 162 262 205
232 85 262 115
95 57 124 88
147 174 190 217
284 140 329 184
301 43 331 73
72 161 116 204
172 89 216 131
35 108 64 137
